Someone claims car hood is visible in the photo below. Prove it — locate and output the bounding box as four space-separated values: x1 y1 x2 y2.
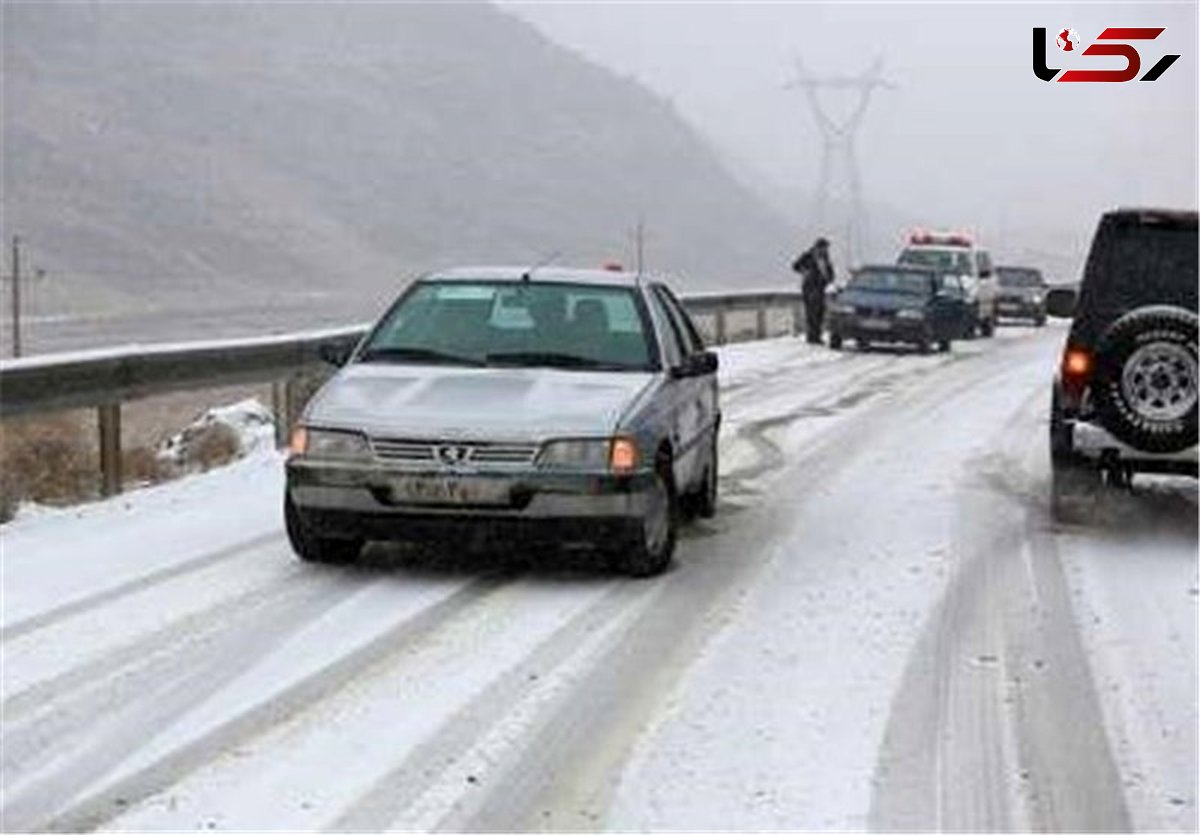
837 289 927 311
306 362 656 440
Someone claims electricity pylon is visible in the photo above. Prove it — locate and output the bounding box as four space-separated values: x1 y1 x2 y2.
786 56 894 267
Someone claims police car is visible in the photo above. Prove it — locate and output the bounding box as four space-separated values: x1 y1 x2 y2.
897 230 997 337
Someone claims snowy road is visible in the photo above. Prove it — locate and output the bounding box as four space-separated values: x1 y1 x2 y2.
2 325 1195 831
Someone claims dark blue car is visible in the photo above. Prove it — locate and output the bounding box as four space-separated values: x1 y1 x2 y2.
827 265 970 353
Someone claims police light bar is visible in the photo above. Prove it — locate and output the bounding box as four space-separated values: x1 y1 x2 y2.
908 229 973 247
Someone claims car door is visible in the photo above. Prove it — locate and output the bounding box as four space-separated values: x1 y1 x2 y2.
936 273 970 338
651 283 717 492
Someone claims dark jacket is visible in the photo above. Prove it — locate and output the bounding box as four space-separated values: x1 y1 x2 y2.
792 247 834 296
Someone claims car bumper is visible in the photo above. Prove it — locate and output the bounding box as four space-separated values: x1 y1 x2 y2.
995 299 1043 318
830 315 928 342
286 458 657 542
1065 419 1198 475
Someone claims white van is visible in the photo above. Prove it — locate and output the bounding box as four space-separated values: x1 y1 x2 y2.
897 231 997 337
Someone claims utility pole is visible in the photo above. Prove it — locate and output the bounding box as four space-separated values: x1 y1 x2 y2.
785 56 894 268
9 235 21 358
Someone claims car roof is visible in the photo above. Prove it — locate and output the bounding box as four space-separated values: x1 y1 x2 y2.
424 266 662 287
1104 207 1198 229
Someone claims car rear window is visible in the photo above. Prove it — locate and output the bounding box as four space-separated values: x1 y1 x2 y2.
898 248 972 274
996 268 1044 288
362 281 656 370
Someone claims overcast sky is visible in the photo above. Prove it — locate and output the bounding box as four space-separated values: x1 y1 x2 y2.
501 1 1198 265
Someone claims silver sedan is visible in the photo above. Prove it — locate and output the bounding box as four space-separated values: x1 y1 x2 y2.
284 267 720 576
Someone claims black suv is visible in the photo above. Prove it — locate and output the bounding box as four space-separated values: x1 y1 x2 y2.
1047 208 1198 520
828 265 969 353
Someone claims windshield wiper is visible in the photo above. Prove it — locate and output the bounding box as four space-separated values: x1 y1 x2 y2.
357 346 484 366
485 351 634 371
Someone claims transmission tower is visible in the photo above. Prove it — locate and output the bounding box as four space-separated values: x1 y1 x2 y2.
786 56 894 267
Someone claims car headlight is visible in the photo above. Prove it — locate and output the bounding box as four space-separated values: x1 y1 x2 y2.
896 309 926 320
831 303 855 315
538 437 640 473
290 427 372 460
1031 293 1045 304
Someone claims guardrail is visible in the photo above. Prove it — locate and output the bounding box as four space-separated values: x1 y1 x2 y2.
0 290 805 497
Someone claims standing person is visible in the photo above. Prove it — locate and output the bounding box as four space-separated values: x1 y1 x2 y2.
792 237 835 344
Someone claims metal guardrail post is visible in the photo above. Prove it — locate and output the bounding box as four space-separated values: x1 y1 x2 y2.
98 402 122 497
755 306 768 340
283 376 303 445
715 310 727 345
271 380 288 449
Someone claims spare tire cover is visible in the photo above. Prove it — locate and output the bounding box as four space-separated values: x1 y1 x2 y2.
1092 305 1198 454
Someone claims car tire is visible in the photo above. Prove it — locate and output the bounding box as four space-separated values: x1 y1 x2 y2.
829 332 843 350
938 339 951 353
694 433 718 519
980 316 995 338
1091 306 1198 454
1034 314 1047 327
617 457 678 578
285 494 363 564
916 327 932 354
857 338 872 352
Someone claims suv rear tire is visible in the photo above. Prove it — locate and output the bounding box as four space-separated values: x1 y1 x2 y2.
1092 306 1198 454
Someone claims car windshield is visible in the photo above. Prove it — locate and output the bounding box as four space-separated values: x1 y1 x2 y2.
898 248 972 274
849 270 932 295
359 280 656 371
996 268 1044 288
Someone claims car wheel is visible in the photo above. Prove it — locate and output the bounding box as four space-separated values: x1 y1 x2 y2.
617 457 678 578
1034 314 1047 327
829 332 843 350
857 338 872 352
694 433 718 519
285 494 363 564
916 328 932 354
980 316 995 338
938 339 951 353
1091 306 1198 454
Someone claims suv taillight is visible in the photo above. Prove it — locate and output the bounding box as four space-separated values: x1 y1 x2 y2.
1060 346 1093 402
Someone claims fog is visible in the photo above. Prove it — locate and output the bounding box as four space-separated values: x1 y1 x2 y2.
504 1 1198 276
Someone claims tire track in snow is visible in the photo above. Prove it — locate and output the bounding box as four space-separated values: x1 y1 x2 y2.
1 568 367 830
0 531 283 643
325 580 651 831
36 575 510 833
869 372 1131 830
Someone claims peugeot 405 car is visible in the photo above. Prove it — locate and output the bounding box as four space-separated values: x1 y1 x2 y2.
828 264 970 353
285 267 720 577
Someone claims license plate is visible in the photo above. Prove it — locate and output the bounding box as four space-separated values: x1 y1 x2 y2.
389 476 511 506
860 317 892 331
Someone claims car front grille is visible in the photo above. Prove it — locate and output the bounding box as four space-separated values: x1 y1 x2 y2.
369 437 540 468
854 306 896 318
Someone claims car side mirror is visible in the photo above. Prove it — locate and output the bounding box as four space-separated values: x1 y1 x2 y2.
319 341 354 367
1045 287 1078 319
672 351 719 378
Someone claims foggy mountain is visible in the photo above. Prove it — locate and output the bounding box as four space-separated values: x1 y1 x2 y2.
1 2 797 318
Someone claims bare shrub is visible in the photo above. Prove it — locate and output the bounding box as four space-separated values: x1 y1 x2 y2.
0 412 97 521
